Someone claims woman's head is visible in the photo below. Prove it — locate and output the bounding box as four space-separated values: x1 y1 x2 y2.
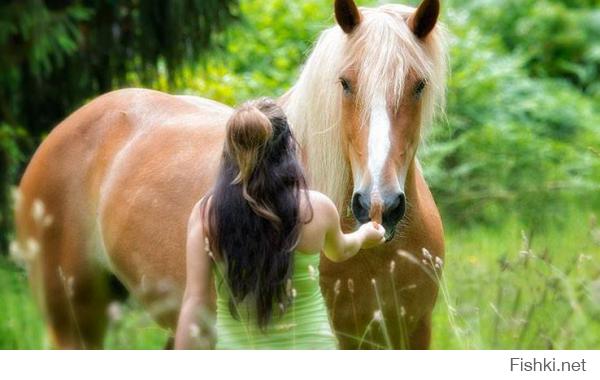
225 102 273 185
203 98 311 329
222 99 297 223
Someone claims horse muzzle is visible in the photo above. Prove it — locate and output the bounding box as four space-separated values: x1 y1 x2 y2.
351 190 406 242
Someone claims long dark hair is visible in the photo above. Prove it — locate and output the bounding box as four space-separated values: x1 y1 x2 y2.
201 98 311 329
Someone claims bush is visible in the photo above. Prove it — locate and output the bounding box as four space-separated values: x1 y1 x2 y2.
162 0 333 105
0 124 29 251
454 0 600 90
423 1 600 226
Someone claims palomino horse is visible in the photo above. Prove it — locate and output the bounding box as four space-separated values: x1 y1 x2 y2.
15 0 446 349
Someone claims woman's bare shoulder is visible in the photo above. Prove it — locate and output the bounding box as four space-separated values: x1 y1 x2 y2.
301 190 334 209
299 190 339 237
301 190 337 221
296 191 339 253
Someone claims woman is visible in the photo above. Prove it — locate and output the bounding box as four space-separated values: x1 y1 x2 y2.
175 99 385 349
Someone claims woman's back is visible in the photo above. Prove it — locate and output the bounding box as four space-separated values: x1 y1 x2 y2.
210 190 355 349
214 251 336 349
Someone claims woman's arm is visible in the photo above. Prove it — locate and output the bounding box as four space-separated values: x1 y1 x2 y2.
316 194 386 263
174 203 216 349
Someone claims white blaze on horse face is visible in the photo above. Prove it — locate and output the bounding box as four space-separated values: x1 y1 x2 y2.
367 93 392 194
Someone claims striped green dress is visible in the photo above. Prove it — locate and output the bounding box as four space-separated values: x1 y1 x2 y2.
214 252 337 349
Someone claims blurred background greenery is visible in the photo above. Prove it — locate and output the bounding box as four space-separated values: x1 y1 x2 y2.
0 0 599 349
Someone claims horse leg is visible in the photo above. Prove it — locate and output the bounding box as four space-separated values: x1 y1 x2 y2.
408 312 432 349
163 336 175 350
44 274 111 349
30 211 112 349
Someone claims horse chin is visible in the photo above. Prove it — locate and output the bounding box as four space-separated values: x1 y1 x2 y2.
383 227 396 242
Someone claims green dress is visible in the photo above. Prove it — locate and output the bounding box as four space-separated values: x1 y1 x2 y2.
214 252 337 349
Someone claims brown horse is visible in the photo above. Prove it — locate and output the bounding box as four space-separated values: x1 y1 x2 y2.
15 0 446 349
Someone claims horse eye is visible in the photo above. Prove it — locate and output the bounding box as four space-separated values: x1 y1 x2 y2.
339 77 352 95
414 79 427 99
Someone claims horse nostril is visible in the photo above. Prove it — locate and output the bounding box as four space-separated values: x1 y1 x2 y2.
383 192 406 226
351 192 371 223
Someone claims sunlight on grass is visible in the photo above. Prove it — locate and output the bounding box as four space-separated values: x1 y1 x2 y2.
0 259 168 349
432 210 600 349
1 210 598 349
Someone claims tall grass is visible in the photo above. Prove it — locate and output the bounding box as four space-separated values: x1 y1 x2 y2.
0 209 598 349
0 258 45 349
432 209 600 349
0 259 168 349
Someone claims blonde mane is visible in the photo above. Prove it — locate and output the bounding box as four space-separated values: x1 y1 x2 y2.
283 4 447 210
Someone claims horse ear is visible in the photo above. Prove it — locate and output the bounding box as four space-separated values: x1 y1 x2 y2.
408 0 440 39
335 0 361 34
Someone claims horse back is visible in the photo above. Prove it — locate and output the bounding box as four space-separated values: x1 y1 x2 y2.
16 88 231 329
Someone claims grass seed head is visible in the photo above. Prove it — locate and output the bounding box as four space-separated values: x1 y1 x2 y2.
422 248 432 260
373 310 383 322
334 279 341 295
107 302 123 322
347 278 354 293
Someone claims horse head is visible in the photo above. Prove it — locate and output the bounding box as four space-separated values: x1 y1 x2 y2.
334 0 444 240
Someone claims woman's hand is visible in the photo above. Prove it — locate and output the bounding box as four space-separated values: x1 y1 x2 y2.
317 192 387 263
358 221 386 249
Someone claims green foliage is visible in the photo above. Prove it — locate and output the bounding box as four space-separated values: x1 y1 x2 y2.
432 211 600 349
0 0 239 254
422 2 600 225
0 125 29 252
455 0 600 90
0 2 92 77
0 0 239 137
165 0 332 104
0 258 44 349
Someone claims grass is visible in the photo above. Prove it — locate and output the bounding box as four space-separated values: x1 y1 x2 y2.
1 209 599 349
0 258 45 349
432 209 600 349
0 259 168 349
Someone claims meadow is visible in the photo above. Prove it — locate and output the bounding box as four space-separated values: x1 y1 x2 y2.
1 0 599 349
2 209 598 349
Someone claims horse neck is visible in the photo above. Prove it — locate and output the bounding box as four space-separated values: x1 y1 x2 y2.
405 158 420 201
